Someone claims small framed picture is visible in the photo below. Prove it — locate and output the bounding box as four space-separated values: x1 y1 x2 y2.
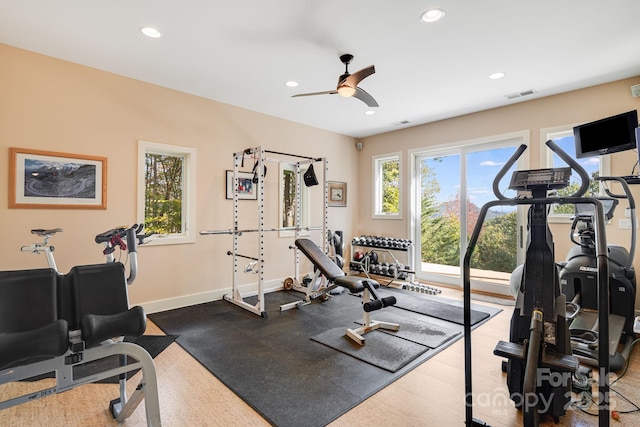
328 181 347 207
226 170 257 200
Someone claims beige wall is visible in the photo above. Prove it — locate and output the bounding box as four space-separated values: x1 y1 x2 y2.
359 76 640 308
2 43 639 312
0 44 358 312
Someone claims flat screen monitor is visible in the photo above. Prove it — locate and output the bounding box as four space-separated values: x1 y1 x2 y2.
573 110 638 158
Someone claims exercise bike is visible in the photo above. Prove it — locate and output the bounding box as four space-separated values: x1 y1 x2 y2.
21 224 148 283
5 223 160 425
463 140 612 426
559 177 636 372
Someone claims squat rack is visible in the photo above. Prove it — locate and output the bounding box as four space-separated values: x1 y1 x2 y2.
200 146 328 317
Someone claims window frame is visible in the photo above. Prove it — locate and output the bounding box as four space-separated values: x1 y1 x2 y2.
137 140 197 245
372 152 402 219
541 125 610 223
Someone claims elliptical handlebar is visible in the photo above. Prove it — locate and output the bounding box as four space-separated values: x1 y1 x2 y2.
545 139 590 198
493 144 527 200
597 176 636 271
492 140 591 200
597 176 636 210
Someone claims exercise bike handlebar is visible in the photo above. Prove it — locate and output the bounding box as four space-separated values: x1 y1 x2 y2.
95 223 145 244
95 224 144 285
125 227 138 284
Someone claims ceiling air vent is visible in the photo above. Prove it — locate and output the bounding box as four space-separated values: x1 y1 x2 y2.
391 120 411 126
505 89 536 100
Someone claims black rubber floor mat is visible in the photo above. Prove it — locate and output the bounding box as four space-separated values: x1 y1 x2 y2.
149 289 500 427
379 288 490 325
355 308 461 348
310 327 430 372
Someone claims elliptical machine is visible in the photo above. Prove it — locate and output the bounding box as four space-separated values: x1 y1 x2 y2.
559 177 636 372
463 140 612 427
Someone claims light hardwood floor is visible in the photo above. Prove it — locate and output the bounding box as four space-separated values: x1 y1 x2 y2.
1 287 639 426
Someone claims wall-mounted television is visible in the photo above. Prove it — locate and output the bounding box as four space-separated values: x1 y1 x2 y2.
573 110 638 158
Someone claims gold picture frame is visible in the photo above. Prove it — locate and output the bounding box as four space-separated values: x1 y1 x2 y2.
328 181 347 207
9 147 107 209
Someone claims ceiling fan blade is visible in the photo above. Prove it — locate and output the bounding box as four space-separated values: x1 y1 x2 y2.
353 87 379 107
292 90 338 98
342 65 375 88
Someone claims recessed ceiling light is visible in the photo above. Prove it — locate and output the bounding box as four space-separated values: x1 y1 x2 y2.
140 27 162 38
489 72 505 80
420 8 445 23
285 81 298 87
364 110 376 115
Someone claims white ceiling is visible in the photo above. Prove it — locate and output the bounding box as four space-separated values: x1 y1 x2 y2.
1 0 639 138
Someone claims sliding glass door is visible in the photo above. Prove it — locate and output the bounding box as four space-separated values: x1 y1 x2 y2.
412 136 528 295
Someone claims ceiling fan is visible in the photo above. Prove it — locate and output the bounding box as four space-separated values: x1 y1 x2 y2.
292 54 378 107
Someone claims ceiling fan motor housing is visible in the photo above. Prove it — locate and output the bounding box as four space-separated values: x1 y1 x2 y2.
340 54 354 65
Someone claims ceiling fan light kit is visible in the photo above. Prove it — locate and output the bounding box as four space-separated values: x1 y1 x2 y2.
337 85 356 97
293 53 379 107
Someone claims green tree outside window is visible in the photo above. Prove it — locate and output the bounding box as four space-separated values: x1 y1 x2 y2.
144 153 184 234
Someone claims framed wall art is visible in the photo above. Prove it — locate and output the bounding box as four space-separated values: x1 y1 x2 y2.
225 170 258 200
9 147 107 209
328 181 347 207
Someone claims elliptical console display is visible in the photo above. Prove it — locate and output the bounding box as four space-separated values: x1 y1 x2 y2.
509 167 572 191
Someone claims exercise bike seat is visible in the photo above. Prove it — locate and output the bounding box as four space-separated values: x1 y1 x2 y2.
31 228 63 237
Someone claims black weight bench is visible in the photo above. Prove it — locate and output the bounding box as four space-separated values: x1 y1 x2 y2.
0 263 161 426
295 238 399 345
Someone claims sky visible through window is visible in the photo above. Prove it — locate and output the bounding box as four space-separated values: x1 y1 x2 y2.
426 137 600 210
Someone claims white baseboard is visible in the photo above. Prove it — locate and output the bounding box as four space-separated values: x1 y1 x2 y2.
140 279 285 314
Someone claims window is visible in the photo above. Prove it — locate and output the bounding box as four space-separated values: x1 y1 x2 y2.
542 126 609 220
410 131 529 296
137 140 196 245
279 163 310 237
373 153 402 218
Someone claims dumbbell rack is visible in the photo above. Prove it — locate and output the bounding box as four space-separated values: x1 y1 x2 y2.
350 236 441 295
349 236 414 284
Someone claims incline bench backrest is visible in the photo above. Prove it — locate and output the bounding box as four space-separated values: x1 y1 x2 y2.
295 238 346 281
0 268 58 333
